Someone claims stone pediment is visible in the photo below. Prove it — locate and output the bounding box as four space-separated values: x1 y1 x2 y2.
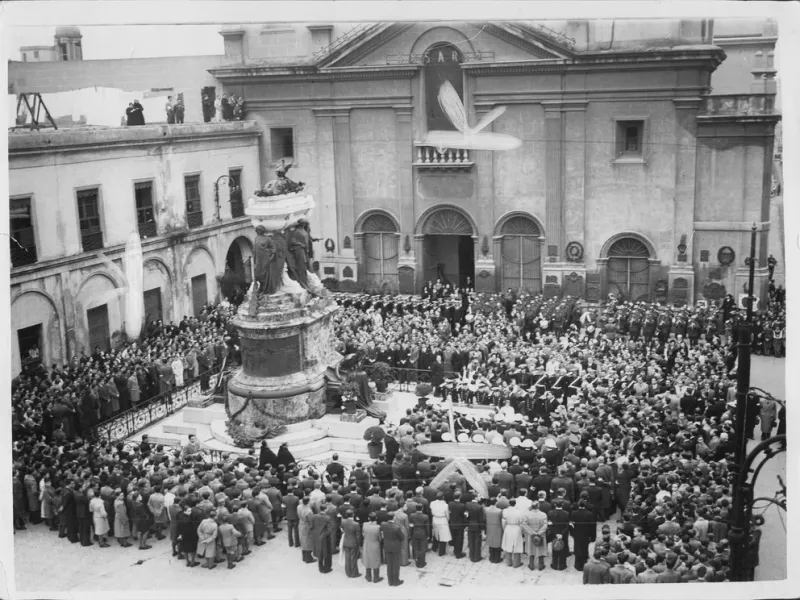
315 21 574 69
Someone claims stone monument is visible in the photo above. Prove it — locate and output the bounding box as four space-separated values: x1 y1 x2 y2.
226 164 340 428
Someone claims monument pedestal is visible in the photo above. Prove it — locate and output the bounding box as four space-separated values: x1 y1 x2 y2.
227 289 339 427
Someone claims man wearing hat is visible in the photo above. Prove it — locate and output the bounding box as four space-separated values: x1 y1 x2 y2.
570 499 596 571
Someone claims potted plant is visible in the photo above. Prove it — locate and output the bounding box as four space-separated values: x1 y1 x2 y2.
369 361 394 393
363 425 386 459
415 382 433 408
340 380 360 415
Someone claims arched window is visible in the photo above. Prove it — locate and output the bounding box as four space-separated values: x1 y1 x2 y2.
606 237 651 302
361 213 399 292
500 216 542 292
424 43 463 131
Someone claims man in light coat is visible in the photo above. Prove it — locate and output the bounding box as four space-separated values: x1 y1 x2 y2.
501 499 524 568
522 501 548 571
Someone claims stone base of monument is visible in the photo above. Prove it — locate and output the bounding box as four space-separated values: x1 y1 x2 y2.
371 389 400 415
227 285 340 429
340 409 368 423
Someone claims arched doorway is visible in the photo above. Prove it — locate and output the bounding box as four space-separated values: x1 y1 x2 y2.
605 236 652 302
498 215 542 293
225 237 253 284
360 212 399 292
420 207 475 288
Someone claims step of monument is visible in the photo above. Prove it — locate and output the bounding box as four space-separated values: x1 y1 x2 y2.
265 427 327 448
287 437 370 459
162 423 199 436
183 404 227 424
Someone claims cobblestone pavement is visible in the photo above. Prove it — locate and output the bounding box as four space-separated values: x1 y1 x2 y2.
13 357 786 592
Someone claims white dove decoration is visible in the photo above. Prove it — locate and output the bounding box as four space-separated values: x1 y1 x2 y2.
424 80 522 152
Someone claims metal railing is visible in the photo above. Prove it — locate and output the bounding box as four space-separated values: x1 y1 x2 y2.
81 231 104 252
86 365 226 444
187 211 204 229
312 23 376 62
365 366 460 393
11 243 37 267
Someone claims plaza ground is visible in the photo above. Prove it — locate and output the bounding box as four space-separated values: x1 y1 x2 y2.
12 356 786 594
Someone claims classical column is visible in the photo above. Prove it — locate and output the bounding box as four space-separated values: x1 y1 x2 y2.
544 107 565 261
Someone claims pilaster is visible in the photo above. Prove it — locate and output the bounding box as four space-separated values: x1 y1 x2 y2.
544 107 565 261
564 106 586 254
673 97 701 271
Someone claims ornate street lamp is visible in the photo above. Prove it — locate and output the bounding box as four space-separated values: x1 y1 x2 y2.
728 223 787 581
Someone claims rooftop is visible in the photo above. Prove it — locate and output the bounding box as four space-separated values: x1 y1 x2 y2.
8 121 261 154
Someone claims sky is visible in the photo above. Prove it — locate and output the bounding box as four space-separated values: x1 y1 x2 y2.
7 25 224 60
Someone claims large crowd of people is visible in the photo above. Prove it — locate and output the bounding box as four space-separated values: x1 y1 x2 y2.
11 279 786 585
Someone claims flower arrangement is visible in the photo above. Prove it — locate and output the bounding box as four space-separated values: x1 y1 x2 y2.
225 420 286 449
415 382 433 398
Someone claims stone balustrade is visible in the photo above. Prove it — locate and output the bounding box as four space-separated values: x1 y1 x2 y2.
413 144 474 170
701 94 776 117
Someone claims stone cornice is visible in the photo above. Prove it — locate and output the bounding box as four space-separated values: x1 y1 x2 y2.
9 123 261 156
248 95 413 111
673 97 704 109
696 114 781 126
10 217 252 284
713 36 777 48
209 64 419 83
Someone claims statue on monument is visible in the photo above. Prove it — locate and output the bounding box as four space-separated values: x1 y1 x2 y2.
288 218 312 289
252 225 285 295
255 160 305 197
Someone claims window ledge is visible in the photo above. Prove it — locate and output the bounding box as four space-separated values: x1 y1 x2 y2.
613 156 646 165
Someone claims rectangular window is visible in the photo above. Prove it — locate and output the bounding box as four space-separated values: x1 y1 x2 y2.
59 43 68 61
34 50 39 59
23 53 27 62
143 287 163 323
10 196 37 267
229 168 244 218
615 120 645 158
77 188 104 251
87 304 111 353
270 128 294 164
135 181 156 238
184 174 203 228
191 274 208 317
18 324 42 368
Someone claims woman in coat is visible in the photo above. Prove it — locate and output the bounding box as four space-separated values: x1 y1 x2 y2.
429 493 452 555
297 497 315 563
130 493 152 550
501 501 525 567
361 513 383 582
128 371 141 406
114 491 132 546
39 476 56 529
177 504 200 568
23 471 41 524
760 398 778 441
88 488 111 547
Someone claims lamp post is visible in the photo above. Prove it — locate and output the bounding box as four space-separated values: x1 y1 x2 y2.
214 175 233 222
729 222 758 581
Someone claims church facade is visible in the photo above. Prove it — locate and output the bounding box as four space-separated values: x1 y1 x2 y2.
211 20 779 308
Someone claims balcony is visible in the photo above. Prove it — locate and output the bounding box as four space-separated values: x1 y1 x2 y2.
11 243 37 268
81 231 104 252
413 144 474 171
137 221 157 239
701 94 776 117
187 211 204 229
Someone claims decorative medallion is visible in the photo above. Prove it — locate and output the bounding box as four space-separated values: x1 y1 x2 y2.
343 236 352 250
565 241 584 262
478 270 491 279
545 275 558 284
718 246 735 266
324 238 336 253
703 282 726 300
